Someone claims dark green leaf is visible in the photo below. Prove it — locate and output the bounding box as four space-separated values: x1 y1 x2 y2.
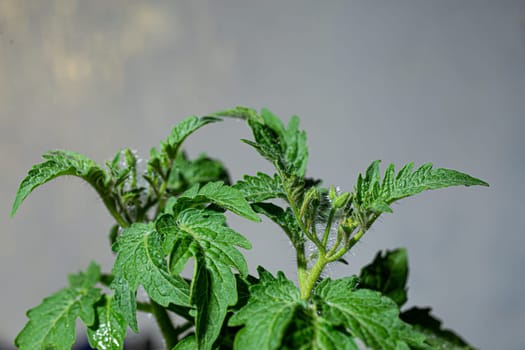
229 267 303 350
233 172 286 202
314 277 428 350
242 127 283 169
260 108 287 142
191 258 233 350
284 115 308 177
177 181 260 221
401 307 475 349
355 161 489 214
87 296 126 350
168 152 230 191
230 267 356 350
15 262 102 350
111 223 191 332
11 150 108 217
281 306 357 350
241 108 309 177
156 210 251 349
359 248 409 307
251 203 301 245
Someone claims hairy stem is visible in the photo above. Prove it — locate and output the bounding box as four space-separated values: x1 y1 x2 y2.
322 207 336 247
326 226 344 258
300 254 327 300
296 241 308 294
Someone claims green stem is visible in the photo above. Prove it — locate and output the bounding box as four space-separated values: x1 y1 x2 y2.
322 207 336 247
100 193 129 228
151 300 178 349
328 228 366 263
300 254 327 300
296 241 308 294
137 302 153 313
291 199 321 249
154 179 169 217
326 226 344 258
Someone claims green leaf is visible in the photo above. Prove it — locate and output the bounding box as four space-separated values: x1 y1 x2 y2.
156 210 252 349
172 335 197 350
233 172 286 202
107 149 146 196
314 277 428 350
251 203 301 245
230 267 356 350
281 306 358 350
87 296 126 350
147 116 222 182
111 223 191 332
356 161 489 214
191 258 232 350
242 134 283 170
15 262 102 350
284 115 308 177
168 152 230 191
229 267 303 350
11 150 108 217
260 108 287 141
401 307 475 349
178 181 260 221
241 108 309 177
359 248 409 307
212 106 261 121
160 115 222 160
110 278 136 332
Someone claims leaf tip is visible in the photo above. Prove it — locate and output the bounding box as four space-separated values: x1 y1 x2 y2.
10 195 24 218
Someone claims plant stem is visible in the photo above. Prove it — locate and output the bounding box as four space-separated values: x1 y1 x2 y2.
137 302 153 313
151 300 178 349
322 207 336 247
326 226 344 258
328 228 365 263
297 241 308 294
99 193 129 228
300 254 327 300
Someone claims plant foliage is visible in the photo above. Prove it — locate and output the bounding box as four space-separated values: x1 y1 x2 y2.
11 106 487 349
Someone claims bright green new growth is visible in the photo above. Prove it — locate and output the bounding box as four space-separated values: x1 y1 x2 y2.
11 106 487 350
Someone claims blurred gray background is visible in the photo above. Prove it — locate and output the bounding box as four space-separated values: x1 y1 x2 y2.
1 1 523 349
